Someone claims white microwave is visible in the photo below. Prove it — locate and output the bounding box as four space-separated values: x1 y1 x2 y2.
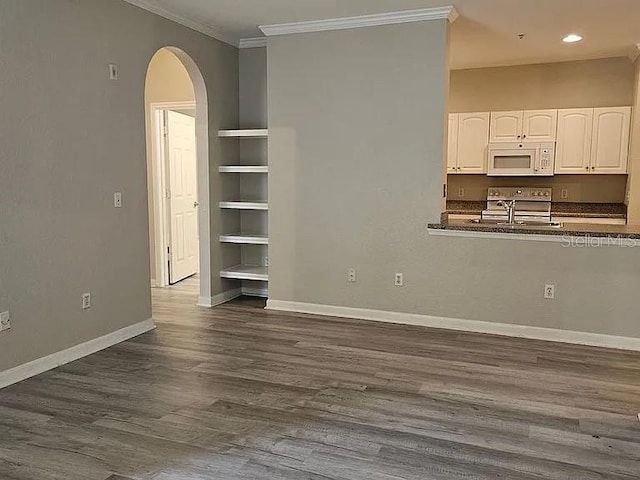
487 142 555 176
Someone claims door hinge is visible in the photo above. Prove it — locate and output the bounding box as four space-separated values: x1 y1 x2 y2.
163 125 168 137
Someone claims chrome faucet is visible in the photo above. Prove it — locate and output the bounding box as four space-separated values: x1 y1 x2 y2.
496 200 517 224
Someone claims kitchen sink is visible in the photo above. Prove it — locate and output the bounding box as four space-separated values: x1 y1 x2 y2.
469 219 564 229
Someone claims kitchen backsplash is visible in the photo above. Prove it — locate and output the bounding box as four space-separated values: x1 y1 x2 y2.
447 175 628 203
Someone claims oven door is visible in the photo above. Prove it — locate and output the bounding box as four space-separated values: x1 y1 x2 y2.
488 145 538 176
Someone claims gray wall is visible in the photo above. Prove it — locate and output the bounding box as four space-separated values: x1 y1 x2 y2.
0 0 238 371
450 57 635 113
238 48 269 284
267 21 640 339
447 175 628 203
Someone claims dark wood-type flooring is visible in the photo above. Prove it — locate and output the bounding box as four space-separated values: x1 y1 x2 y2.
2 278 640 479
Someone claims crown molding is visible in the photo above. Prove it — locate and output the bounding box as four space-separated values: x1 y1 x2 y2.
122 0 238 47
259 6 458 37
239 37 268 49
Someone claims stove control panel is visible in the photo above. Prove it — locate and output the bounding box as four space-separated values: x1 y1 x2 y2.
487 187 552 201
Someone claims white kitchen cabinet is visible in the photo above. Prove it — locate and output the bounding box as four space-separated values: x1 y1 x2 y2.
590 107 631 174
490 111 523 142
447 114 458 174
490 110 557 143
456 112 490 174
522 110 558 142
555 109 593 174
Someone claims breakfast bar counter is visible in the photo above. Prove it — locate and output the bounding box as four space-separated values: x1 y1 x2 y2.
428 217 640 243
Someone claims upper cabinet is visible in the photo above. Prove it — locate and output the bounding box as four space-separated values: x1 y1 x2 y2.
555 107 631 174
490 110 557 142
490 111 523 142
457 113 490 174
448 106 631 176
522 110 558 142
448 112 490 174
591 107 631 174
447 114 458 174
555 109 593 174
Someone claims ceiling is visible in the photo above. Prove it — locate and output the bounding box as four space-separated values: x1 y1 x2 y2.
125 0 640 69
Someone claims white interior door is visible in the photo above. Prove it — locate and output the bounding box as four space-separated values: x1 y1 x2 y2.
165 110 199 284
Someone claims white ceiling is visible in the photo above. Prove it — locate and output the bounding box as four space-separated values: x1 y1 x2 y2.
125 0 640 69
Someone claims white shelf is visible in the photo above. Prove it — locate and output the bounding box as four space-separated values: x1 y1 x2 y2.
219 165 268 173
218 129 268 138
219 201 268 210
220 265 268 282
220 234 269 245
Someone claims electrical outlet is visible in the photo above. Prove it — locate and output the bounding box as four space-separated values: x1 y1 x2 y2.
109 64 118 80
0 311 10 332
395 273 404 287
114 192 122 208
264 256 270 268
82 293 92 310
561 189 569 200
347 268 357 283
544 284 555 300
458 188 465 198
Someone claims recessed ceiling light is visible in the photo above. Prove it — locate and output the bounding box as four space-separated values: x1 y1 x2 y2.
563 34 583 43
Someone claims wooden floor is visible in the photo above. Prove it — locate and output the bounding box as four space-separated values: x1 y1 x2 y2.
2 278 640 479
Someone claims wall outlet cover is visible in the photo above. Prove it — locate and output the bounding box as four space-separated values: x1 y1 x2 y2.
0 311 10 332
114 192 122 208
544 284 555 300
347 269 357 283
395 273 404 287
82 293 92 310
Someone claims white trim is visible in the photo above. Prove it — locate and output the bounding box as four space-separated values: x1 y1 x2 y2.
197 288 243 308
266 301 640 352
242 286 269 298
239 37 267 49
259 7 458 37
427 227 640 247
0 319 155 390
122 0 237 46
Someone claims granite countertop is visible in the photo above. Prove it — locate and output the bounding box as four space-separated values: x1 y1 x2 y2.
446 201 627 219
429 217 640 240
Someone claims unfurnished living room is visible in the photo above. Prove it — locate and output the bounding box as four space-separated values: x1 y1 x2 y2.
2 0 640 478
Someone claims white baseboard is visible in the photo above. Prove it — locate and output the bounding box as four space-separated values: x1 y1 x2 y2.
266 300 640 352
197 288 242 308
0 318 156 390
242 286 269 298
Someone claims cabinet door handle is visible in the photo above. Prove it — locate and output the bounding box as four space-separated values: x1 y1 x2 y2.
522 134 527 139
586 166 590 171
591 166 595 170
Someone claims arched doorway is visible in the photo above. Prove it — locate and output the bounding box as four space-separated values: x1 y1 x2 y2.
145 47 211 305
